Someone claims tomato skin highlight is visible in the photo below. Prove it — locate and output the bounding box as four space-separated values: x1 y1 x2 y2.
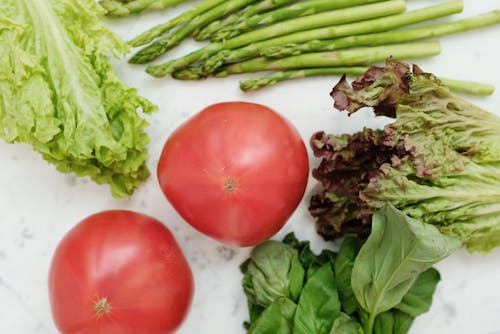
157 101 309 247
48 210 194 334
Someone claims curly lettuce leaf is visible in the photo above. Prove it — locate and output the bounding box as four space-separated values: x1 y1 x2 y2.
0 0 156 198
310 59 500 252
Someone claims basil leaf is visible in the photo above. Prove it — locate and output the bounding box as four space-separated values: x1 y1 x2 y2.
396 267 440 317
351 204 460 332
289 252 306 302
373 311 394 334
330 313 365 334
243 240 304 307
374 309 414 334
393 310 413 334
293 263 340 334
248 297 296 334
334 236 362 315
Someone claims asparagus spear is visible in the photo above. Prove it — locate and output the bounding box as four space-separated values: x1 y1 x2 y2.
100 0 187 17
212 0 387 42
260 10 500 58
129 0 263 63
239 68 369 91
170 42 441 79
195 0 297 41
239 68 496 96
145 0 408 74
439 78 496 96
213 42 442 76
128 0 227 47
146 0 462 77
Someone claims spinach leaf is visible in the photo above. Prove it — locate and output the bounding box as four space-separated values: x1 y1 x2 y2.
248 297 297 334
330 313 365 334
396 267 441 317
351 204 460 333
334 236 362 315
293 263 340 334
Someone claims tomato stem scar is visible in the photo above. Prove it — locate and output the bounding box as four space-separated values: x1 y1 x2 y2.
223 177 238 192
94 297 112 318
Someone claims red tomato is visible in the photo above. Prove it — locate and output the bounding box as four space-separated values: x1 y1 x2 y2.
48 210 194 334
157 101 309 247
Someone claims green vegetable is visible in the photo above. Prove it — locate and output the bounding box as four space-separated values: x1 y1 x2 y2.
248 298 296 334
396 268 441 317
1 0 156 198
195 0 297 41
239 68 496 96
146 0 413 75
193 0 462 76
310 58 500 252
260 10 500 58
210 0 387 42
208 42 440 78
129 0 261 63
100 0 187 17
241 241 304 308
128 0 227 47
330 313 364 334
242 204 453 334
293 264 340 334
334 237 362 315
351 204 460 333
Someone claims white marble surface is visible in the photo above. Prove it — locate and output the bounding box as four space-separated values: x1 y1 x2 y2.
1 1 500 333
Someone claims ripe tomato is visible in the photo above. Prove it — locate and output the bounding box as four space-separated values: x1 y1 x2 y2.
48 210 194 334
157 101 309 247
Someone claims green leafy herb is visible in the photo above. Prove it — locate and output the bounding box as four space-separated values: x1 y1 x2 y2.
242 205 455 334
351 204 460 333
241 240 304 308
330 313 364 334
248 297 297 334
1 0 156 198
396 268 441 317
334 236 362 315
293 264 340 334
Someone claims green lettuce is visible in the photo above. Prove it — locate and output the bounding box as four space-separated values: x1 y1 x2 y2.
0 0 157 197
310 58 500 252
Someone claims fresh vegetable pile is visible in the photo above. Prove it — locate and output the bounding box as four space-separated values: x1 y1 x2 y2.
241 205 459 334
0 0 497 333
310 58 500 252
119 0 500 92
1 0 156 198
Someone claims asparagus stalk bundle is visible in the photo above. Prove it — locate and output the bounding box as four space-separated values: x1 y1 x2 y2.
100 0 188 17
146 0 462 77
129 0 263 62
122 0 499 93
143 0 410 73
128 0 228 47
195 0 297 41
214 42 442 76
210 0 387 42
259 10 500 58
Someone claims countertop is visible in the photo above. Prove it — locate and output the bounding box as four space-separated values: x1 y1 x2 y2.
1 1 500 333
